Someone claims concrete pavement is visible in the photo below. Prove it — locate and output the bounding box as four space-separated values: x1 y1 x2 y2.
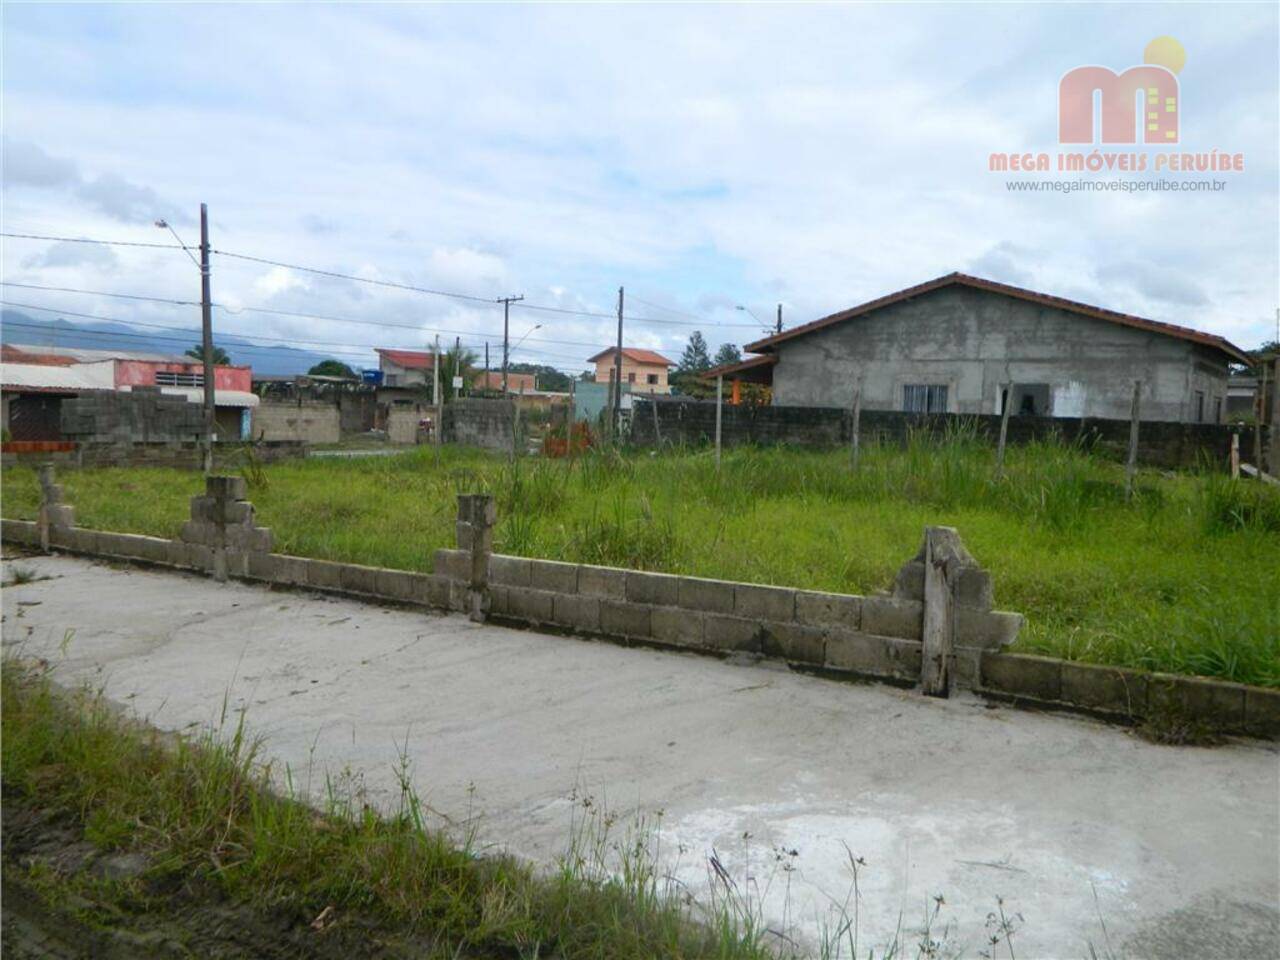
2 552 1276 958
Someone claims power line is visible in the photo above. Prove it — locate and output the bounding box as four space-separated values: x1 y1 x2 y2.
0 231 191 251
0 279 607 352
0 302 586 370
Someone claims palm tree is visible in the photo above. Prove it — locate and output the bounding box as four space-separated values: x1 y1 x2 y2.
437 345 479 403
186 344 231 365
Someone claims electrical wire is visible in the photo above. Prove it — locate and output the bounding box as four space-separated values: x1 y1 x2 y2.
0 231 191 251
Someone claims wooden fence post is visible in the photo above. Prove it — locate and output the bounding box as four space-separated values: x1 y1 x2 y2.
920 526 956 697
714 374 723 472
995 382 1013 479
457 494 496 622
1125 380 1141 501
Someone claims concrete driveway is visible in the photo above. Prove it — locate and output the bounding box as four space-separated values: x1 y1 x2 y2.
2 552 1276 958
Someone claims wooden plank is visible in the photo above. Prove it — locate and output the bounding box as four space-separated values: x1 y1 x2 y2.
920 526 955 698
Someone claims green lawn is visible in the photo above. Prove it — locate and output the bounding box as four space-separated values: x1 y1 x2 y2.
4 435 1278 686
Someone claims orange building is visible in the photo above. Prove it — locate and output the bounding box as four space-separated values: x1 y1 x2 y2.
588 347 673 395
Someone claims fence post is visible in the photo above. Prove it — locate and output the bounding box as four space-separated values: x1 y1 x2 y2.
456 493 496 622
1125 380 1141 501
714 375 723 471
849 378 863 471
920 526 956 697
995 382 1012 479
651 394 663 448
180 476 272 583
1230 432 1240 479
36 463 74 554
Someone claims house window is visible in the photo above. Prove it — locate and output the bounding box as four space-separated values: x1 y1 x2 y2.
385 373 399 387
647 373 659 385
627 372 636 383
154 371 203 387
903 384 948 414
1194 390 1205 422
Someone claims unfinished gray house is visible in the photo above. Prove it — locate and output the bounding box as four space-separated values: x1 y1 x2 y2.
718 273 1248 423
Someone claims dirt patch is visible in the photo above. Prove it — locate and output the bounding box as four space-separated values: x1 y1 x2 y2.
0 788 458 959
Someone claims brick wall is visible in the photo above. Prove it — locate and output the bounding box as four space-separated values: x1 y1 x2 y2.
252 402 340 444
443 398 515 451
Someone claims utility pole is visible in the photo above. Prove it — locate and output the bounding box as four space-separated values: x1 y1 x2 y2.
497 295 524 395
454 335 461 399
614 286 624 432
199 203 215 475
433 334 442 457
484 342 490 394
776 303 782 334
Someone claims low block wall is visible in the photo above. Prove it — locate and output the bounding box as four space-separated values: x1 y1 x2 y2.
252 402 340 445
632 398 1256 470
1 441 306 470
444 399 515 451
4 517 1276 739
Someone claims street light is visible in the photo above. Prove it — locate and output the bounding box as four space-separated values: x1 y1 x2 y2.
735 305 772 336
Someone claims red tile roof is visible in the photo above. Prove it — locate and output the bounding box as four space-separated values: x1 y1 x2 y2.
701 354 777 379
376 348 436 370
587 347 674 366
742 272 1249 364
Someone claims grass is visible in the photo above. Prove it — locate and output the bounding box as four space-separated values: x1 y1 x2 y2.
3 431 1278 686
1 657 983 958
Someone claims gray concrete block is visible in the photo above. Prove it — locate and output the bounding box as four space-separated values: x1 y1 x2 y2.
305 558 345 590
490 554 532 587
761 621 825 664
734 583 796 622
376 568 424 603
1149 675 1247 730
423 575 452 609
339 563 380 595
135 536 171 565
45 505 75 528
861 595 923 640
795 591 862 629
651 607 706 648
552 593 601 634
1060 661 1147 716
704 614 761 653
981 652 1062 701
188 496 217 523
270 553 308 586
165 539 190 568
528 559 579 593
891 561 924 600
221 500 254 524
206 475 247 500
955 567 994 610
187 543 214 572
625 571 679 606
1244 687 1280 739
180 520 211 546
826 628 921 678
677 577 735 614
505 587 555 623
578 564 627 599
433 549 469 581
956 608 1023 649
1 520 38 545
599 600 652 638
247 552 277 581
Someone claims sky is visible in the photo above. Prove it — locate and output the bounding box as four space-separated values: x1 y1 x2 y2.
3 2 1278 376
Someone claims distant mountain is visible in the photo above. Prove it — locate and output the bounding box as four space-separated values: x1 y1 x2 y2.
0 310 356 376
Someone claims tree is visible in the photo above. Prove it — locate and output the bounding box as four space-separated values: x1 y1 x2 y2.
671 331 715 398
508 362 572 393
307 359 357 379
186 344 231 365
714 342 742 367
438 345 478 403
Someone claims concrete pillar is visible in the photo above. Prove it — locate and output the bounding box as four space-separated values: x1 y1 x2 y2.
456 493 496 622
180 475 272 583
36 462 75 554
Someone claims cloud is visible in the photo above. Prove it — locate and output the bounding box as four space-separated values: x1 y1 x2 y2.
253 265 309 297
76 172 186 226
3 138 79 189
21 239 118 271
1094 262 1210 308
968 243 1034 286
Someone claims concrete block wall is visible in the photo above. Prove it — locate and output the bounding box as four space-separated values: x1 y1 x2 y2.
443 398 516 451
430 549 1022 688
252 402 340 445
62 390 205 444
632 399 1255 470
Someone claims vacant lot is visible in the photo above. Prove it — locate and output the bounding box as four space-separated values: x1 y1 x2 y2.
4 433 1278 685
